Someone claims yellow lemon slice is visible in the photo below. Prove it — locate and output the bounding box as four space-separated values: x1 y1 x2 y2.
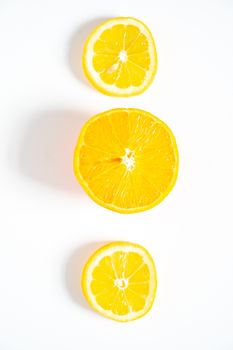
83 17 157 96
73 108 179 213
82 242 157 322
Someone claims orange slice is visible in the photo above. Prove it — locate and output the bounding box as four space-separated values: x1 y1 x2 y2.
73 108 179 213
82 242 157 322
83 17 157 96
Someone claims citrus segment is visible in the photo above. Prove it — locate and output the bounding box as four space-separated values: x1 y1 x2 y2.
82 242 157 321
83 17 157 96
74 108 179 213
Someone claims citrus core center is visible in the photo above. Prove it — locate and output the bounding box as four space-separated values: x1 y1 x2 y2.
119 50 128 62
121 148 135 171
115 278 128 290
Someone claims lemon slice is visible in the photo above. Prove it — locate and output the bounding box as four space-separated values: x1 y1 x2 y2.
73 108 179 213
83 17 157 96
82 242 157 322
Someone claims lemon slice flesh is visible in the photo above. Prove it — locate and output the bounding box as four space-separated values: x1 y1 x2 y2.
83 17 157 96
82 242 157 322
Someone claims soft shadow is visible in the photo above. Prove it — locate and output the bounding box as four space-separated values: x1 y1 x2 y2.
18 109 90 194
65 241 109 311
69 17 111 88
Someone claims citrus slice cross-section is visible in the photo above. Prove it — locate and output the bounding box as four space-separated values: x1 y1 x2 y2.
73 108 179 213
83 17 157 96
82 242 157 322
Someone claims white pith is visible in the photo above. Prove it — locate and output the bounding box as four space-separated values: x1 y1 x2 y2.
114 278 128 289
84 18 156 95
84 243 156 322
119 50 128 62
121 148 135 171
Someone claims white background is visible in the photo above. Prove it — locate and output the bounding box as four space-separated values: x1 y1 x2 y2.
0 0 233 349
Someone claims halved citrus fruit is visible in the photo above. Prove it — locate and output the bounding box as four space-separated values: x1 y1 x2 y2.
73 108 179 213
82 242 157 322
83 17 157 96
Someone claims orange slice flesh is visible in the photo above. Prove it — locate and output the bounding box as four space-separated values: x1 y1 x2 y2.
74 108 179 213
